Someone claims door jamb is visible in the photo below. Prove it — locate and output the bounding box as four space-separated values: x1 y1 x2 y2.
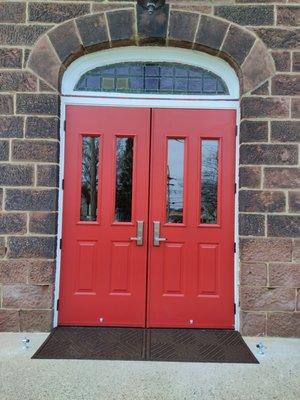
54 96 240 330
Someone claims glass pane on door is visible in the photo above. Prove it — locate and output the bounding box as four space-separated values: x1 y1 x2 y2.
166 138 185 223
200 140 219 224
80 136 100 221
115 137 134 222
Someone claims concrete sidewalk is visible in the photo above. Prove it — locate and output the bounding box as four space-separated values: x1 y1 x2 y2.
0 333 299 400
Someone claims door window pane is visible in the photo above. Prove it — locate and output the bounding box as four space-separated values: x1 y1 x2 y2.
80 136 100 221
115 137 134 222
166 139 185 223
201 140 219 224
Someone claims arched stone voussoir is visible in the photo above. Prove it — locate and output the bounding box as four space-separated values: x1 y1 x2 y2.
241 40 275 95
28 35 65 91
27 8 276 95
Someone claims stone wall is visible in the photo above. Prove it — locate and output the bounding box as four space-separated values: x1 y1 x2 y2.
0 0 299 336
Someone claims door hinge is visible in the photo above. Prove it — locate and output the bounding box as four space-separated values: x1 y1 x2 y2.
62 179 64 190
234 303 236 315
56 299 59 311
63 120 66 132
59 238 62 249
234 242 236 253
235 125 238 136
234 183 237 193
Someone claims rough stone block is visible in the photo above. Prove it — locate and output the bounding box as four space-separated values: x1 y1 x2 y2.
240 263 267 286
0 71 37 92
29 2 90 23
239 190 285 212
240 312 266 336
240 238 292 262
239 166 261 188
215 5 274 26
267 313 300 337
0 310 20 332
253 28 300 49
5 189 57 212
36 165 59 188
239 214 265 236
240 120 268 143
0 237 5 258
240 286 295 311
292 51 300 72
268 216 300 238
0 95 14 115
0 213 27 235
271 74 300 96
277 6 300 27
289 191 300 213
271 51 291 72
241 97 289 118
264 168 300 189
0 2 26 23
29 212 57 235
291 98 300 118
0 260 29 284
28 260 55 285
0 164 33 186
0 48 22 68
0 25 50 46
7 237 56 259
12 140 58 163
269 263 300 288
25 116 59 140
0 116 23 138
271 121 300 143
240 144 298 165
2 283 53 308
20 310 52 332
0 141 9 161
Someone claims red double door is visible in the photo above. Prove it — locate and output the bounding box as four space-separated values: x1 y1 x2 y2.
59 105 236 329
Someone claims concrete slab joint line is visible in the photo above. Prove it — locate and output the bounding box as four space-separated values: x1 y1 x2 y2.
0 1 299 338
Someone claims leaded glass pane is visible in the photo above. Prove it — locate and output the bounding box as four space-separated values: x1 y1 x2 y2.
74 62 229 95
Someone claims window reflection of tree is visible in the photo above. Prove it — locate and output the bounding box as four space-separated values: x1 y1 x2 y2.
167 139 184 223
80 137 99 221
115 138 133 222
201 141 218 224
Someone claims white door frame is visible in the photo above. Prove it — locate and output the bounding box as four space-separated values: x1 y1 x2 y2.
54 47 241 330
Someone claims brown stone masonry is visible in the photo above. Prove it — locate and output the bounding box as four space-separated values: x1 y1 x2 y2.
0 0 299 336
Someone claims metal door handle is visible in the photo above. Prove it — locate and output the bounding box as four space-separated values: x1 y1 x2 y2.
130 221 144 246
153 221 167 246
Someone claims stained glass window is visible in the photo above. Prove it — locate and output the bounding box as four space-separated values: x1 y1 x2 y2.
74 62 229 95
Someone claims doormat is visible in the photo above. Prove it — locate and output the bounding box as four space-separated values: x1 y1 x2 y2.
32 326 258 364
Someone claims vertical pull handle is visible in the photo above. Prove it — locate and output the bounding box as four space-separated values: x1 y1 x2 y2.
153 221 167 246
130 221 144 246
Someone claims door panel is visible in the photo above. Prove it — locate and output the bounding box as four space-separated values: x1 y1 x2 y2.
59 106 150 326
147 109 236 328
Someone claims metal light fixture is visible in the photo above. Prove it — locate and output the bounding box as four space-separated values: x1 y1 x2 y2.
137 0 166 14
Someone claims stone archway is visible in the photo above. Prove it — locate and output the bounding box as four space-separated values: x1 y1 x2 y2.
27 8 275 95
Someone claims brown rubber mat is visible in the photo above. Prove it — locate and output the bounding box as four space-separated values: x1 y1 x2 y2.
32 326 258 363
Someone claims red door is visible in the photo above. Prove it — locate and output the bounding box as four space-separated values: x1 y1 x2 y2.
147 109 236 328
59 106 236 329
59 106 150 326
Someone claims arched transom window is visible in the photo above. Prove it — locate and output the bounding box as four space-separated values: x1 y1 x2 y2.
74 62 229 95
